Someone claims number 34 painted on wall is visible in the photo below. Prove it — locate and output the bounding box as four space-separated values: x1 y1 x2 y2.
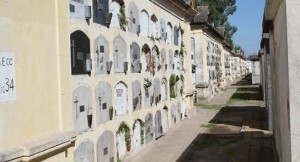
1 78 14 93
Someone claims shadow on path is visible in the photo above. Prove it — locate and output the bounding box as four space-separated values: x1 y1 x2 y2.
176 106 276 162
177 77 276 162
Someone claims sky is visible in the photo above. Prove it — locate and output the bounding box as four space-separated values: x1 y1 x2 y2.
228 0 265 56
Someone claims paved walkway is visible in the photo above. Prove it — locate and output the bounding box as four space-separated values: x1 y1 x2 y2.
209 88 236 105
208 79 240 105
125 108 219 162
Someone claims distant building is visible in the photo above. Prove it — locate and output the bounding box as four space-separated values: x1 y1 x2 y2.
249 55 260 84
191 19 225 102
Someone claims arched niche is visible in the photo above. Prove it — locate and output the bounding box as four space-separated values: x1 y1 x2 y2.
176 76 183 97
177 101 182 121
128 2 140 33
155 110 162 139
171 104 177 126
70 30 91 75
116 122 130 158
110 1 120 28
162 106 169 132
160 18 166 42
179 55 184 71
113 35 127 73
166 22 172 44
153 78 161 105
133 119 143 150
95 35 110 74
115 82 128 116
97 130 115 162
168 49 174 70
93 0 109 25
72 86 93 131
169 74 177 99
173 50 180 72
150 14 159 38
96 83 112 124
174 26 178 46
144 78 154 108
132 80 142 111
161 78 168 101
130 42 141 73
140 10 149 37
152 45 160 72
74 141 94 162
145 113 153 144
160 48 167 72
178 29 182 45
180 100 186 120
141 44 152 73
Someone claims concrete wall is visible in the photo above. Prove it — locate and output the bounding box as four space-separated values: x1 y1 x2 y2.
264 0 291 161
286 0 300 161
252 61 261 84
271 1 291 158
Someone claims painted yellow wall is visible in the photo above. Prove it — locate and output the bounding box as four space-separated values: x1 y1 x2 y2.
0 0 61 150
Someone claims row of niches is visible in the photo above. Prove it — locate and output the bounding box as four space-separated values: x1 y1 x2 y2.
208 69 222 81
207 55 221 67
72 76 185 131
225 69 231 76
206 40 222 55
74 103 186 162
69 0 184 46
71 31 185 75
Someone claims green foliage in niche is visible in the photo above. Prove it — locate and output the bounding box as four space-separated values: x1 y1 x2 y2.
117 121 131 151
132 119 145 145
169 74 176 98
119 3 127 31
144 78 152 90
153 46 160 58
142 44 151 54
179 42 187 57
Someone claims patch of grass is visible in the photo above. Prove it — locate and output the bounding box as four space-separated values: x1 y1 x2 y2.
221 88 227 91
226 99 264 106
223 140 239 162
193 135 214 148
226 92 251 105
236 87 256 92
195 103 224 109
224 142 238 155
245 74 252 81
230 93 251 100
201 123 215 129
226 99 235 105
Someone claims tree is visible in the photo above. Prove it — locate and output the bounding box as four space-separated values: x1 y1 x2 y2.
225 22 237 48
234 45 244 53
195 0 237 48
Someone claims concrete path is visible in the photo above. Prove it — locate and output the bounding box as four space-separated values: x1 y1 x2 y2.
207 79 239 105
208 88 236 105
124 108 218 162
